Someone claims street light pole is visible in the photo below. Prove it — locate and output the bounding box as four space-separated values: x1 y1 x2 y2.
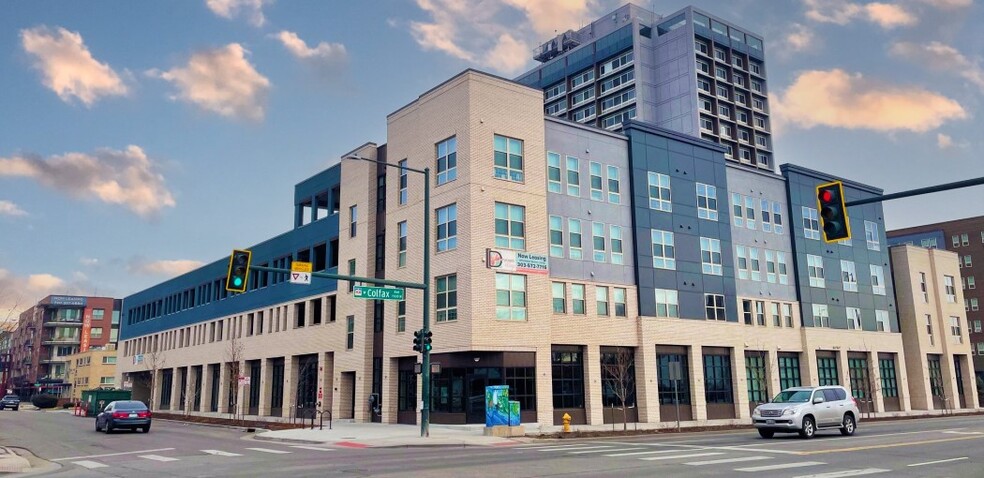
344 155 431 438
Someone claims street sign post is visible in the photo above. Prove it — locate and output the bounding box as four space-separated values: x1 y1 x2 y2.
353 285 405 301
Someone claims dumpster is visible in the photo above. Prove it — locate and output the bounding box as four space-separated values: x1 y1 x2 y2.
80 389 132 417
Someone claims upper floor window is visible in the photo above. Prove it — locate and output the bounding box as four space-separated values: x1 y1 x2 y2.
549 215 564 258
547 152 562 193
841 260 858 292
398 159 408 205
589 162 604 201
493 135 524 182
592 222 607 262
944 275 956 302
437 137 458 185
808 255 825 288
696 183 718 220
607 165 621 204
648 172 671 212
865 221 880 251
436 204 457 252
494 202 525 250
398 221 408 267
802 207 820 240
610 225 624 265
495 273 526 321
566 156 580 196
436 274 458 322
876 310 890 332
600 51 633 76
700 237 723 275
349 205 358 237
651 229 676 270
705 294 726 321
871 265 886 296
569 218 583 260
655 289 679 318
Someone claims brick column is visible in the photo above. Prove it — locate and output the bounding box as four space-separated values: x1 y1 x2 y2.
169 368 181 411
583 345 604 425
284 355 297 418
689 346 706 422
837 349 850 389
733 349 749 420
218 362 230 415
636 343 660 423
237 360 249 416
258 358 272 416
867 352 885 413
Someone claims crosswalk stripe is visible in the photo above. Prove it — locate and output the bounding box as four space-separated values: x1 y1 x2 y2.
516 444 597 450
569 447 644 455
202 450 243 457
139 455 179 462
245 447 292 455
605 449 687 457
685 456 771 466
538 446 613 452
792 469 890 478
289 446 336 452
639 452 724 461
72 460 108 469
736 462 827 472
942 431 984 435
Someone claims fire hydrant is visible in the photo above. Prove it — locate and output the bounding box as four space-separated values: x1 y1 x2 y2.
562 413 572 433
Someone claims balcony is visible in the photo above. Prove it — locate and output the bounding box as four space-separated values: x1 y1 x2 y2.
41 338 80 345
40 357 69 364
43 321 82 328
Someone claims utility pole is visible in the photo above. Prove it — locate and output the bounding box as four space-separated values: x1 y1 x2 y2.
421 167 431 438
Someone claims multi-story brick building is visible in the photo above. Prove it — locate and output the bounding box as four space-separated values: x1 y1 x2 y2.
888 216 984 394
8 295 121 398
65 344 118 402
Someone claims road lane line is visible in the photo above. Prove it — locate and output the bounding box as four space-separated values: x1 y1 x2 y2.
792 469 890 478
604 449 691 457
516 444 598 450
568 447 643 455
202 450 242 457
639 452 725 461
794 435 984 455
728 430 958 448
704 446 803 455
539 446 613 452
289 446 336 452
53 448 177 461
684 456 771 466
245 447 292 454
907 457 969 467
72 460 108 469
942 431 984 435
139 455 179 462
736 461 827 472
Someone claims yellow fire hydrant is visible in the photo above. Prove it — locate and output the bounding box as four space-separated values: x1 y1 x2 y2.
562 413 572 433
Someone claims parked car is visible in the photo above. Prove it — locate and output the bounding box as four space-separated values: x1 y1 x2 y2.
752 386 859 439
95 400 151 433
0 395 20 411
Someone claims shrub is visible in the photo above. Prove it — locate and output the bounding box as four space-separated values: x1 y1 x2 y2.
62 402 75 409
31 394 58 409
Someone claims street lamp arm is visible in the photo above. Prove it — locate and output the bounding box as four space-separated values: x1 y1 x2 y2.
343 155 428 175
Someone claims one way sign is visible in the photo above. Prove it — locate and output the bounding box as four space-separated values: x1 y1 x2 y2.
290 272 311 285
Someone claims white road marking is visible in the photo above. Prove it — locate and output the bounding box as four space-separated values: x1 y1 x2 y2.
736 461 827 472
540 446 613 452
139 454 179 462
907 457 969 467
53 448 177 461
516 444 594 450
605 449 691 457
202 450 242 457
245 447 292 454
568 447 644 455
288 446 336 452
792 468 890 478
942 431 984 435
639 452 725 461
685 456 771 466
72 460 108 469
703 446 804 455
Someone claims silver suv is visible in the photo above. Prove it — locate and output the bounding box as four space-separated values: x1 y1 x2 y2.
752 386 860 439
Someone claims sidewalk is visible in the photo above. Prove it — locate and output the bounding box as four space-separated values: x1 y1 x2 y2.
255 422 528 448
0 448 31 474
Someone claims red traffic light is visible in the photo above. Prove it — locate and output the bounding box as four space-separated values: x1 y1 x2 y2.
820 190 832 203
816 181 851 243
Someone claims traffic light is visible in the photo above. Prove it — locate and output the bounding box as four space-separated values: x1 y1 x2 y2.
225 249 252 293
413 330 423 353
423 330 433 352
816 181 851 243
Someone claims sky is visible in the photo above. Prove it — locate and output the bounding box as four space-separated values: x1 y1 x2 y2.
1 0 982 320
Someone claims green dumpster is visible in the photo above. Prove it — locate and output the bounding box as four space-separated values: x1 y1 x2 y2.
80 389 132 417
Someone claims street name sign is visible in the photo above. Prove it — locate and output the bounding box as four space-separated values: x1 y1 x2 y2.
354 285 405 301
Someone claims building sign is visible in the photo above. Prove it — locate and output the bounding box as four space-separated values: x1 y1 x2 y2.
486 249 549 275
49 296 86 307
80 309 92 352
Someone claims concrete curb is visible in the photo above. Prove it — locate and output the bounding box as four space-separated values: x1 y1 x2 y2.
0 447 32 474
250 435 326 446
251 433 523 449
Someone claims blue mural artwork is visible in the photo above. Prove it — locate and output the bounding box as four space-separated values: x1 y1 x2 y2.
485 385 521 427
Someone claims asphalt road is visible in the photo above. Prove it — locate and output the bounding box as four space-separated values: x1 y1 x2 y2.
1 409 983 477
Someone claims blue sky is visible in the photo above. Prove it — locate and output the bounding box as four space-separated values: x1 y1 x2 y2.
1 0 982 318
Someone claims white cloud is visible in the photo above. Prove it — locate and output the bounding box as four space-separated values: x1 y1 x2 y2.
20 26 128 106
0 145 176 217
79 257 99 267
273 30 348 69
406 0 610 75
771 69 967 132
937 133 954 148
127 258 204 277
150 43 270 121
0 268 74 319
0 200 27 217
205 0 271 27
803 0 916 28
920 0 973 9
890 41 984 93
785 23 817 52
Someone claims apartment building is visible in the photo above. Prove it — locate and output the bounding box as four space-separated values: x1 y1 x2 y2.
888 216 984 391
516 4 774 172
890 245 979 410
65 345 118 402
117 64 930 428
8 295 120 398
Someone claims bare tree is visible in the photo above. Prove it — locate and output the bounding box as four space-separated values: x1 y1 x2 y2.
226 333 245 423
601 347 635 431
136 346 167 411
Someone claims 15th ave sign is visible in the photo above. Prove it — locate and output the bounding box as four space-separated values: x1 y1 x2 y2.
354 285 405 301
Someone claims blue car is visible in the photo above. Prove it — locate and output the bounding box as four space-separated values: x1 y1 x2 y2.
95 400 152 433
0 395 20 411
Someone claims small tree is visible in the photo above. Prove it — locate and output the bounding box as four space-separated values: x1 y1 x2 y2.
226 333 245 423
601 347 635 431
137 346 166 411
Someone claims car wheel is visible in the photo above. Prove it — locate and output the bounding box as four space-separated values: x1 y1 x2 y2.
758 429 774 439
141 425 151 433
95 420 101 432
105 421 114 434
840 414 856 436
12 407 17 411
799 416 816 439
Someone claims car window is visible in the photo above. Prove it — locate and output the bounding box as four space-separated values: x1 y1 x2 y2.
115 401 148 410
773 390 812 403
834 388 847 401
822 389 839 402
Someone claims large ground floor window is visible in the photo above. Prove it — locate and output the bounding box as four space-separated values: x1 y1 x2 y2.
552 349 584 409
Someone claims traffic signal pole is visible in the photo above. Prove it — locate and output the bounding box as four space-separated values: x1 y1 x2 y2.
844 176 984 207
421 167 431 438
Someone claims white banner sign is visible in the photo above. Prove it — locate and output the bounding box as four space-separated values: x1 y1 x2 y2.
486 249 549 274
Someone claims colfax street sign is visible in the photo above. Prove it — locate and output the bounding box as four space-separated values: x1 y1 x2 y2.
353 285 405 301
290 261 313 285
